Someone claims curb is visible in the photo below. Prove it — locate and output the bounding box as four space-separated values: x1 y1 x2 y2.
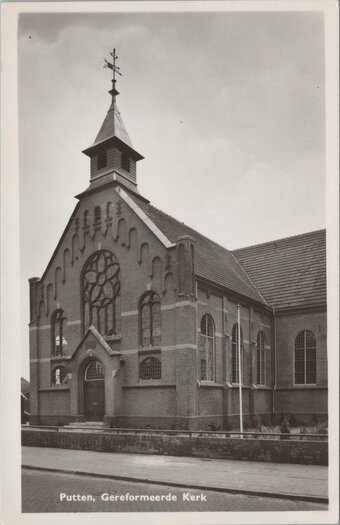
22 465 328 505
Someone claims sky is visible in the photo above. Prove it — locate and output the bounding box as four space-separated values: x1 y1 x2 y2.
18 8 325 379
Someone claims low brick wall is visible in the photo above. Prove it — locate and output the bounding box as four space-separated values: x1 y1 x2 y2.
22 429 328 466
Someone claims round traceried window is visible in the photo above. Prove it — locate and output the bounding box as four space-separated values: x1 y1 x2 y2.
82 250 120 335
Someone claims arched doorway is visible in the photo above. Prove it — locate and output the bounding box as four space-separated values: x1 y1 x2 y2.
83 359 105 421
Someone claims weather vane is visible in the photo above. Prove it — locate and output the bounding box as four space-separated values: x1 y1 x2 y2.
103 48 122 82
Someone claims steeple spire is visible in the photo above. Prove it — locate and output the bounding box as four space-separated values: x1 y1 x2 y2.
81 49 144 197
103 48 121 104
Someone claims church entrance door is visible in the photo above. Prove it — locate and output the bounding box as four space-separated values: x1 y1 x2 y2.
83 359 105 421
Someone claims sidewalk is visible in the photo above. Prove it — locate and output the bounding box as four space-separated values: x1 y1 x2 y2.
22 446 328 503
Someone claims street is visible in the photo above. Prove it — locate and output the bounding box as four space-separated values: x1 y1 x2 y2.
22 468 327 513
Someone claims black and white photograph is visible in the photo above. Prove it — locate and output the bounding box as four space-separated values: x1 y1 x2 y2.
1 1 339 524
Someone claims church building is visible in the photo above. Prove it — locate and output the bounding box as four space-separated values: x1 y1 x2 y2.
29 52 327 429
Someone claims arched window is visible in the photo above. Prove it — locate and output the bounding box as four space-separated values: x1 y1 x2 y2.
200 314 215 381
232 323 244 383
97 150 107 170
52 366 67 386
83 210 89 228
82 250 120 335
140 292 161 347
257 331 266 385
294 330 316 384
51 309 67 356
140 357 161 380
85 360 104 381
106 202 113 219
94 206 101 224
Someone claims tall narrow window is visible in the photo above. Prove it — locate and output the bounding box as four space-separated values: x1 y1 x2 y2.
94 206 101 224
140 292 161 347
232 323 244 383
97 150 107 170
294 330 316 384
121 152 130 172
51 309 67 356
52 366 67 386
140 357 161 380
82 250 121 336
257 331 266 385
200 314 215 381
106 202 113 219
83 210 89 228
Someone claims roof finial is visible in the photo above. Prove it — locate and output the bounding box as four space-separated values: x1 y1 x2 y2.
103 48 122 103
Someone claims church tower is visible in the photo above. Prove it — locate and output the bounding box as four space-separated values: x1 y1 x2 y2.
81 49 144 196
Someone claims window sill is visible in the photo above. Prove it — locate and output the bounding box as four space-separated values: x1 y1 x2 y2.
104 334 121 342
51 355 70 361
39 386 70 392
251 384 272 390
276 383 327 390
122 383 175 389
229 384 251 389
198 381 225 388
276 384 324 390
139 379 162 384
293 383 317 387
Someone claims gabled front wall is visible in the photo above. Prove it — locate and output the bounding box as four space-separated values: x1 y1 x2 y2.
29 185 198 427
29 184 328 429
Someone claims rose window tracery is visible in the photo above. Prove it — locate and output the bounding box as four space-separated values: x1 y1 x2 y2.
82 250 120 335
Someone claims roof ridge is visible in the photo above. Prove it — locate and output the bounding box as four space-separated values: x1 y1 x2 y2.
233 228 326 253
145 202 268 304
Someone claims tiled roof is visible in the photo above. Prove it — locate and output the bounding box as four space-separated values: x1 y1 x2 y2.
233 229 326 310
128 192 267 305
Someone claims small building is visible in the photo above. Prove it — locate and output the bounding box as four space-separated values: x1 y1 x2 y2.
28 55 327 429
21 377 30 424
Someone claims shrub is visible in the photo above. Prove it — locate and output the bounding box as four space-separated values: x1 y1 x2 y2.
208 421 220 431
280 419 290 439
254 413 262 432
289 414 297 427
311 413 319 425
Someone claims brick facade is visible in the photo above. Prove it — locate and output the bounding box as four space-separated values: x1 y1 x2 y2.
28 75 327 430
